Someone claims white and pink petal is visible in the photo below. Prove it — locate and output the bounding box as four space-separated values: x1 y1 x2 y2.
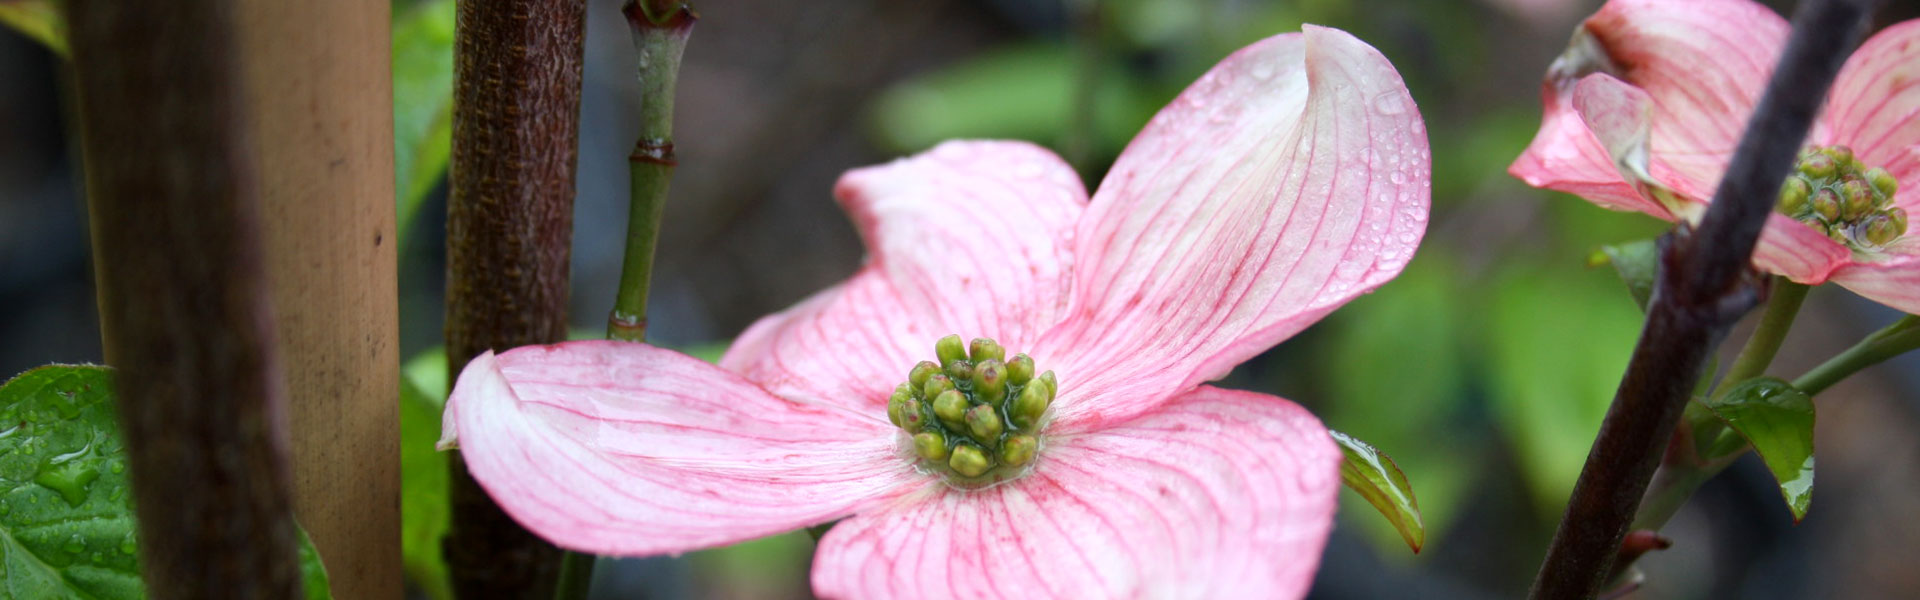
723 140 1087 413
1039 25 1429 429
444 342 922 556
811 386 1342 600
1822 20 1920 189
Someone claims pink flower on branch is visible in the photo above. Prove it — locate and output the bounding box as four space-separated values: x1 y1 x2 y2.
440 25 1428 599
1512 0 1920 313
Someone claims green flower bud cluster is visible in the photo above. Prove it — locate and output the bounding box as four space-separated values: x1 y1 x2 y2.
1777 145 1906 250
887 334 1055 487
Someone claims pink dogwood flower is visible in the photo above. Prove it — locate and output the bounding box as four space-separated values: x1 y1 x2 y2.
440 25 1428 599
1512 0 1920 313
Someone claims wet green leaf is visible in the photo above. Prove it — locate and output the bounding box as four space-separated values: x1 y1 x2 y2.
0 365 330 598
1330 431 1424 553
0 0 66 56
1704 377 1815 522
401 350 452 600
392 0 456 238
1592 239 1658 312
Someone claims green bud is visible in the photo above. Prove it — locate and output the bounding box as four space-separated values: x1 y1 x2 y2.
1824 144 1854 167
965 404 1003 442
933 390 969 426
1865 167 1898 199
1826 220 1850 243
908 361 941 390
1863 214 1899 247
1811 188 1841 222
1005 354 1035 385
1799 152 1837 179
1037 370 1058 400
1888 207 1909 236
913 431 949 461
1010 382 1049 430
922 374 954 400
972 359 1007 405
935 334 968 369
887 386 910 428
1841 179 1875 220
901 398 927 432
948 444 991 478
945 359 974 381
1777 177 1812 215
969 338 1005 364
1000 434 1038 467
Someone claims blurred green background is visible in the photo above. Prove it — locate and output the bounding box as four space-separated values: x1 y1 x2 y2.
4 0 1919 598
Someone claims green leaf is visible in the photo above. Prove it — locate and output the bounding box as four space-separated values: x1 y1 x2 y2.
0 365 331 598
1704 377 1815 522
1486 264 1643 511
400 350 452 600
1591 239 1658 312
0 0 66 56
1329 431 1424 553
392 0 456 238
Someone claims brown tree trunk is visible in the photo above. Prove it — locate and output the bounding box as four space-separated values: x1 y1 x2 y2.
232 0 402 597
444 0 588 596
65 0 301 596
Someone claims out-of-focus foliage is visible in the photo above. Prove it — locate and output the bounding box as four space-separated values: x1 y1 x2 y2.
1594 239 1659 312
392 0 455 238
1705 377 1816 522
0 365 332 599
1331 430 1426 553
0 0 65 56
400 350 452 600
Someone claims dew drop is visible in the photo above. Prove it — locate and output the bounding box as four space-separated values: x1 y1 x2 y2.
1250 63 1275 80
120 533 137 555
63 534 84 554
1389 171 1408 185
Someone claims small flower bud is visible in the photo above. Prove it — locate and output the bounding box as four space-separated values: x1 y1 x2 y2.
972 359 1007 405
887 386 910 428
1037 370 1058 400
1865 167 1898 200
1887 207 1908 236
934 389 969 425
968 338 1005 364
901 398 927 432
1811 188 1841 222
1799 152 1837 179
1863 214 1899 247
1010 382 1049 430
1000 434 1038 467
935 334 968 369
1777 177 1811 215
908 361 941 390
944 359 974 381
922 374 954 400
913 431 949 461
965 404 1003 442
948 444 991 478
1841 179 1875 220
1824 144 1854 167
1825 220 1850 243
1005 354 1035 385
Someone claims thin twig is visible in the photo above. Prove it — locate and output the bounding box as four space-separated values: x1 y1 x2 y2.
1527 1 1876 597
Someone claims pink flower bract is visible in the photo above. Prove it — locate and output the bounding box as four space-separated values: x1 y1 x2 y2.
441 25 1429 599
1512 0 1920 313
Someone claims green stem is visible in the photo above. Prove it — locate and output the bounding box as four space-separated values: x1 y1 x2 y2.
1794 314 1920 395
608 0 696 342
554 553 596 600
1719 278 1809 387
1063 0 1100 173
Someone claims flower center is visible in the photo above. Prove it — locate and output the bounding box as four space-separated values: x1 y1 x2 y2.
1777 145 1906 251
886 334 1054 489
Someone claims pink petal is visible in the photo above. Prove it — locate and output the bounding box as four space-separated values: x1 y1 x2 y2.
1564 72 1682 217
810 386 1341 600
1753 213 1851 284
1830 251 1920 314
1511 39 1675 217
722 140 1087 414
1823 20 1920 190
1512 0 1788 209
444 342 924 555
1037 25 1428 429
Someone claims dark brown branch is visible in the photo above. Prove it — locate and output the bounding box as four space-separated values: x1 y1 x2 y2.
65 0 301 596
1528 1 1877 598
443 0 587 596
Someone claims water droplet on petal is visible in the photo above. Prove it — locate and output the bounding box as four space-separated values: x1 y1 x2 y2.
1389 171 1408 185
1250 63 1275 80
